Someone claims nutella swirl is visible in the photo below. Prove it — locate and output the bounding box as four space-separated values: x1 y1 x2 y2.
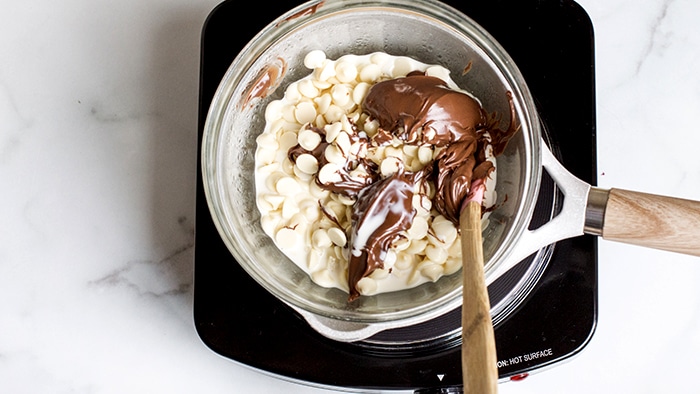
347 168 426 301
285 69 518 301
363 73 517 225
362 73 485 147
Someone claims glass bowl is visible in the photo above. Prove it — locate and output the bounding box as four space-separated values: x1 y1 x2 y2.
201 0 543 328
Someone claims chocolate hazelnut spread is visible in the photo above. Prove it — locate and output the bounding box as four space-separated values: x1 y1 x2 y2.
362 73 484 147
347 168 425 300
287 72 517 301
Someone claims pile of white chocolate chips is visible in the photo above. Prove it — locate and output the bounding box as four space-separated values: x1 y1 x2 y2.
254 50 499 300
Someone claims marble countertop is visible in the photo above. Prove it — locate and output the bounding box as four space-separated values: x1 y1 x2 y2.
3 0 700 392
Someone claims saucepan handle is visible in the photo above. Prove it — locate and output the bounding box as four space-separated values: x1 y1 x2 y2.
487 142 591 284
490 141 700 284
591 188 700 256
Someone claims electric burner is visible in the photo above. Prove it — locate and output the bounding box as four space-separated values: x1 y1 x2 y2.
194 0 597 390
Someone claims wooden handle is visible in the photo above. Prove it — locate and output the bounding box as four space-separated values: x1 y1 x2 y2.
602 188 700 256
460 201 498 394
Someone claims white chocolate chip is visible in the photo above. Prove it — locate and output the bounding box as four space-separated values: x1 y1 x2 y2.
327 227 347 247
324 122 342 143
448 237 462 256
263 194 286 210
326 200 345 221
420 262 444 281
314 92 332 115
275 176 299 195
392 237 411 251
299 198 321 221
432 217 458 245
369 51 390 65
256 197 273 212
392 57 413 77
278 131 298 152
255 148 277 166
444 258 462 276
288 213 308 235
311 268 336 288
384 146 402 158
311 228 333 249
309 180 330 199
314 114 327 128
275 227 299 249
335 61 358 83
425 65 451 83
297 127 321 151
402 144 419 158
340 115 353 133
331 84 351 107
297 79 319 98
256 132 278 150
384 249 397 268
284 82 302 102
359 63 382 83
257 162 278 176
281 198 299 219
337 193 356 206
349 141 364 157
369 268 389 280
380 156 402 176
405 238 428 254
324 104 344 123
318 163 342 184
316 60 336 81
394 252 416 270
363 119 379 136
418 145 433 165
295 153 319 174
304 49 327 69
281 156 295 175
425 244 448 264
407 215 429 239
352 82 370 104
335 131 351 155
324 145 345 165
356 277 378 295
294 101 317 124
293 164 313 181
264 99 284 122
412 194 432 214
333 245 345 261
312 79 332 90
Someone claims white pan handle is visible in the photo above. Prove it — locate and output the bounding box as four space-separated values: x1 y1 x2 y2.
489 140 700 285
487 142 591 284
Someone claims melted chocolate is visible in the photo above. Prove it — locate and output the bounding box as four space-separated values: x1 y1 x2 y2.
347 168 425 301
288 125 378 198
362 74 485 147
288 72 518 301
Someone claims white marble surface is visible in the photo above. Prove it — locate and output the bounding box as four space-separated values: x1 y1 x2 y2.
2 0 700 392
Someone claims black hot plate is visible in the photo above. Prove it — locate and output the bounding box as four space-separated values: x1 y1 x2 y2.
194 0 597 390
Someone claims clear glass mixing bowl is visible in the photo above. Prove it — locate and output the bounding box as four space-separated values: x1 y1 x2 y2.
201 0 543 327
